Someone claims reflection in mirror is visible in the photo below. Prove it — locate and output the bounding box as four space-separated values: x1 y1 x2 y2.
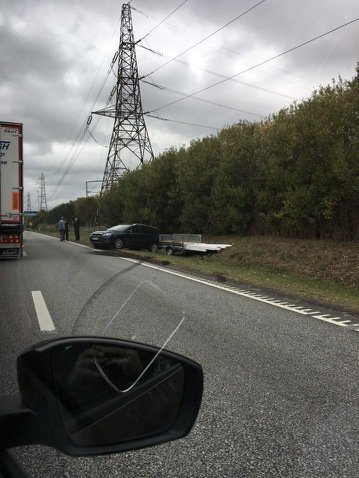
52 343 184 447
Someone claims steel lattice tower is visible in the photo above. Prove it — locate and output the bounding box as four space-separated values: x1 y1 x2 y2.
38 173 48 211
26 192 31 211
93 3 154 195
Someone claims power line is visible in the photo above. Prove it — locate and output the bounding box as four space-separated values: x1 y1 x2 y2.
48 16 122 188
48 48 120 196
145 113 218 131
148 17 359 114
142 79 264 118
133 2 319 89
142 0 267 78
148 54 297 100
135 0 188 44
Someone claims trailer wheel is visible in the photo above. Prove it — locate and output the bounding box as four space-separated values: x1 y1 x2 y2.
166 246 174 256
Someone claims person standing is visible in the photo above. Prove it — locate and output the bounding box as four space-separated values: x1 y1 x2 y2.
64 219 69 241
74 217 80 241
58 217 65 241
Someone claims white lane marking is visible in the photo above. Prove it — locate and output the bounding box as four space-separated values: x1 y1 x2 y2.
312 315 348 327
30 233 58 240
27 232 91 250
32 243 354 333
67 241 89 249
119 258 309 313
31 290 55 332
118 256 358 331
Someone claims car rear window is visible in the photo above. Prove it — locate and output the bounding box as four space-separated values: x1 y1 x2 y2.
107 225 130 232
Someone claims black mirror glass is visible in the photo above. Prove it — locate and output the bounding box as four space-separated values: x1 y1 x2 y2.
52 343 184 447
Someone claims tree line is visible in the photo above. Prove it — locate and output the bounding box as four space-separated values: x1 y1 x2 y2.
32 196 99 229
36 65 359 240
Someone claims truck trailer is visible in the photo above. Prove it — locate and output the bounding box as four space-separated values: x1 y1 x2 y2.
0 122 23 258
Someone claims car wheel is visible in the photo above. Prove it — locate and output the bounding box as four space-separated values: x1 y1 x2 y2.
149 243 158 253
113 238 124 249
166 246 174 256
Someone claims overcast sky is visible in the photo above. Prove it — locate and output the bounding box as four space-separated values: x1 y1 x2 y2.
1 0 358 209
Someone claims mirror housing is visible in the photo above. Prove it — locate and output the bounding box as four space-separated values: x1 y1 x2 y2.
14 337 203 456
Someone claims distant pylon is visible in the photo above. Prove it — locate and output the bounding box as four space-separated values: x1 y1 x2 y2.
38 173 48 211
93 2 154 195
26 192 32 211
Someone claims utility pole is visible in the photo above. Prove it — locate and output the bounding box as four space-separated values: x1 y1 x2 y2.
38 173 48 211
92 3 154 196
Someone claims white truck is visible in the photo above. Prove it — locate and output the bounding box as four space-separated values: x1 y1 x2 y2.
0 121 23 258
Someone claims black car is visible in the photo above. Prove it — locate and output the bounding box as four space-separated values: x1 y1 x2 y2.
90 223 159 252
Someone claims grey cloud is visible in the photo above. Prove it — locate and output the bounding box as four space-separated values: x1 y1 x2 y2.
1 0 358 207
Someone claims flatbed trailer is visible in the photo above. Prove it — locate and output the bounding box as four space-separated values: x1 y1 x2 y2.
159 234 232 256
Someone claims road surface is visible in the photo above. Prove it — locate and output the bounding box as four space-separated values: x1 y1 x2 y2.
0 231 358 477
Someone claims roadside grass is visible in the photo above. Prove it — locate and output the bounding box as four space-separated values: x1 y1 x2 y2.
33 227 359 313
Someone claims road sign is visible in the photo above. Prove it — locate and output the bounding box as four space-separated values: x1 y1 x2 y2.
23 210 38 216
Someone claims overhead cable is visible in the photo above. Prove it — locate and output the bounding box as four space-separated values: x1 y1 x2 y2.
146 113 218 130
142 79 264 118
142 0 267 78
48 16 122 192
161 55 296 100
136 0 188 44
138 44 163 56
148 17 359 114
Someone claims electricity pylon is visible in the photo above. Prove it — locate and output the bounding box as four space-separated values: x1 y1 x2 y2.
26 192 32 211
93 3 154 195
38 173 48 211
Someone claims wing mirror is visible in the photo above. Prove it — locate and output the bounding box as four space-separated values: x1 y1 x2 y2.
3 337 203 456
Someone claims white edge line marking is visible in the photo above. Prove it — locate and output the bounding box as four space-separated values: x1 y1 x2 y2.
119 257 317 316
67 241 90 249
29 232 89 249
117 257 357 330
28 242 354 331
31 290 55 332
312 315 348 327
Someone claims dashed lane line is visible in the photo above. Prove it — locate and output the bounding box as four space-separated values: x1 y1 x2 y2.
31 290 55 332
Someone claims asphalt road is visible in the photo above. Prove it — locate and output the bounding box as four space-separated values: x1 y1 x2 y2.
0 231 358 478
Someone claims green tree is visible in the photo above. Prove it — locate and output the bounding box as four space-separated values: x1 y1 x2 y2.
74 196 99 227
176 136 219 233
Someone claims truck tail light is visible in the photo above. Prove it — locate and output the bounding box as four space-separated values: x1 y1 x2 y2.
0 234 21 244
